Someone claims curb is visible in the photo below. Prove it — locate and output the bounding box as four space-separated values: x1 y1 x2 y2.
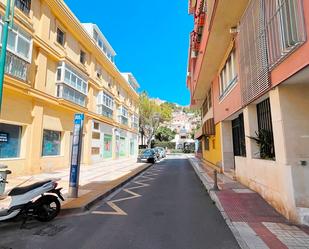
60 163 153 215
187 157 250 249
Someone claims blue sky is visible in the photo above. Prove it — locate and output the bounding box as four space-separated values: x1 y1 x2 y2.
65 0 193 106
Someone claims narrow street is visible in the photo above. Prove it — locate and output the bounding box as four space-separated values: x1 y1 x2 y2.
1 155 240 249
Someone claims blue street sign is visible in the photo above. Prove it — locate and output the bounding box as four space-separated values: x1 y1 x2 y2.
69 113 84 198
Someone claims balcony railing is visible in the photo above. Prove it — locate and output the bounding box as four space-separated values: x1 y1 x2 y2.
5 51 29 81
266 0 306 68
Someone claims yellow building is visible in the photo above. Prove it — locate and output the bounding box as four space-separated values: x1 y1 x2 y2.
0 0 139 176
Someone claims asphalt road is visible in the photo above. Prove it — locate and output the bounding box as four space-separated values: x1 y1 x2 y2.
0 155 240 249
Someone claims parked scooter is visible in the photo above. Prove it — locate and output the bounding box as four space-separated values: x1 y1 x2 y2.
0 175 64 225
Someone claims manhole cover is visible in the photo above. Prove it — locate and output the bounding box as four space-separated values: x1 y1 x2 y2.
33 224 66 237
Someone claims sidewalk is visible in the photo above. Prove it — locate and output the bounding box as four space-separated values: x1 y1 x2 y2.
188 155 309 249
1 158 151 213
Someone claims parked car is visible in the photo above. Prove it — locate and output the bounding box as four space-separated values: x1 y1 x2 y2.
156 147 166 158
140 149 157 163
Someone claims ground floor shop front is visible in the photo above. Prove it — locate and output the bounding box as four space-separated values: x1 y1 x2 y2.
0 88 138 177
90 120 138 163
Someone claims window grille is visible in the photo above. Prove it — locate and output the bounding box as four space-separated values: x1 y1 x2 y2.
238 0 270 105
256 98 275 159
265 0 306 68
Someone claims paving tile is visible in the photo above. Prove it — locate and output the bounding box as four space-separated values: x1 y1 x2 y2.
263 222 309 248
233 222 269 249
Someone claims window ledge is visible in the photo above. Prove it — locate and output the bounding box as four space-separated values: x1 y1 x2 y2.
41 155 64 159
252 157 276 162
0 157 25 161
53 41 66 54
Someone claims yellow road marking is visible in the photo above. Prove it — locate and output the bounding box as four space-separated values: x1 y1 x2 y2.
91 170 159 216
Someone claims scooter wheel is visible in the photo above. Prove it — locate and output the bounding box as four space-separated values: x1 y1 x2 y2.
34 195 60 222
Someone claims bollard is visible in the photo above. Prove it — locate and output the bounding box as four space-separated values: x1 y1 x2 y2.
213 169 220 191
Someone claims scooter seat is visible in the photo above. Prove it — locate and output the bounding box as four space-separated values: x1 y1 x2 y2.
8 180 52 196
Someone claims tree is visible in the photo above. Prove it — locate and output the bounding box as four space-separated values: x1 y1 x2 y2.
139 92 172 148
155 126 176 142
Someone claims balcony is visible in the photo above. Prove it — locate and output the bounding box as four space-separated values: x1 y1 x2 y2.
5 51 29 81
97 105 113 119
190 0 248 108
56 62 88 107
97 91 114 119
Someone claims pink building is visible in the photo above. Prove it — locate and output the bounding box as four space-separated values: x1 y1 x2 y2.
187 0 309 225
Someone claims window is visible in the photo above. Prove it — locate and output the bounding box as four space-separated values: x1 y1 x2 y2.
232 113 246 157
219 50 237 98
0 123 22 159
202 88 212 117
97 92 114 118
56 28 65 46
93 30 98 42
42 130 61 156
15 0 31 15
57 84 86 106
93 30 115 63
92 132 100 140
93 122 99 130
56 62 88 106
0 20 32 63
256 98 275 159
118 106 128 125
278 0 301 52
80 50 86 65
131 114 139 129
91 147 100 155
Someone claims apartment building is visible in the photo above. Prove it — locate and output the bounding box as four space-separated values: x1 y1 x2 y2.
187 0 309 225
0 0 139 176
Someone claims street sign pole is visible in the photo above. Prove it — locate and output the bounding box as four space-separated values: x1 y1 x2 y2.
68 113 84 198
0 0 14 113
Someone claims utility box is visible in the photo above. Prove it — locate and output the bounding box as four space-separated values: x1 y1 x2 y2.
0 165 11 195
